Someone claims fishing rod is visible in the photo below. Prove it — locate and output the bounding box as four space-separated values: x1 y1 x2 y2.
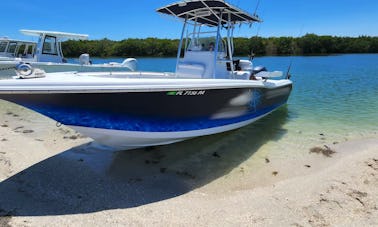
249 23 261 61
253 0 261 16
286 25 304 79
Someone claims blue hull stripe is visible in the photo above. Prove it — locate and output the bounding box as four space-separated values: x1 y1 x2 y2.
25 102 285 132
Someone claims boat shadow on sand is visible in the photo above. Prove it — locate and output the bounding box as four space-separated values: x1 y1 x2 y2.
0 107 291 217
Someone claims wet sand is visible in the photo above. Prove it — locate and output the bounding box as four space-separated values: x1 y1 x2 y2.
0 100 377 226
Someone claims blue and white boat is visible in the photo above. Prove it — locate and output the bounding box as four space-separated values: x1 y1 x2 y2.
0 0 292 150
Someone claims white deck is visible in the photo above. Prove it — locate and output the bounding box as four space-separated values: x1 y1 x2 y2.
0 71 291 93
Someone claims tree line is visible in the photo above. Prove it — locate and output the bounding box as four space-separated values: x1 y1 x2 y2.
62 34 378 58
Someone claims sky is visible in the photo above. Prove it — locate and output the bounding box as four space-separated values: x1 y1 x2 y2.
1 0 377 41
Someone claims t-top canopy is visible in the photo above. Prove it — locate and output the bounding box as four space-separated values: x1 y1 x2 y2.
20 29 88 40
157 0 261 27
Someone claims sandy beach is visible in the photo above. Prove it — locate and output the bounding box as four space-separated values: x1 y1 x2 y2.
0 99 377 226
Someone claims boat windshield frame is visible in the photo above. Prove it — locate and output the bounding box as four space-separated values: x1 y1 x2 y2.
186 32 226 53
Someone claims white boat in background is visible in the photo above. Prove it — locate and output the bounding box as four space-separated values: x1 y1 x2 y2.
0 37 36 61
0 0 292 151
0 30 137 77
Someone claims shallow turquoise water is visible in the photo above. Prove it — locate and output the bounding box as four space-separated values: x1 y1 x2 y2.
254 55 378 150
278 54 378 130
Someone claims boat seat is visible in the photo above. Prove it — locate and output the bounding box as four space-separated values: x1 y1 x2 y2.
234 71 251 80
176 62 205 78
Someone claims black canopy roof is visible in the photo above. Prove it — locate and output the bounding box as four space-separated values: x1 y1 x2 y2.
157 0 261 27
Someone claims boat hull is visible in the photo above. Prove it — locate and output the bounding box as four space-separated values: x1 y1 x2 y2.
70 111 271 150
0 85 291 149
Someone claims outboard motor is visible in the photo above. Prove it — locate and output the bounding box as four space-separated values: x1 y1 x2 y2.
79 53 91 65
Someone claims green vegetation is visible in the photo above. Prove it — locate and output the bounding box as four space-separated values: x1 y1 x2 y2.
62 34 378 58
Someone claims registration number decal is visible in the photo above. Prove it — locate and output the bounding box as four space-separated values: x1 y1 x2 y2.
167 90 206 96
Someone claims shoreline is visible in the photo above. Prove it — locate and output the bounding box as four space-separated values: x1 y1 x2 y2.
0 100 377 226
